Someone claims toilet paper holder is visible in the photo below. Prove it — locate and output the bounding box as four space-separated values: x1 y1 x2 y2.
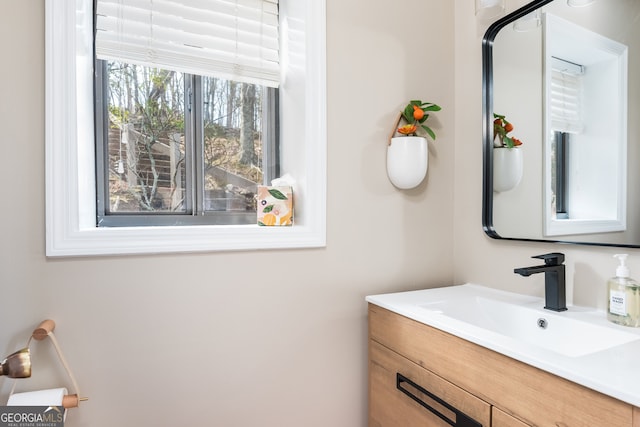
4 319 88 409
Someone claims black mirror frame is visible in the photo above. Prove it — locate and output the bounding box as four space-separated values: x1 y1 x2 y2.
479 0 634 248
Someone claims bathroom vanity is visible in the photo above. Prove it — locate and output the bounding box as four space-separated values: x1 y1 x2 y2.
367 285 640 426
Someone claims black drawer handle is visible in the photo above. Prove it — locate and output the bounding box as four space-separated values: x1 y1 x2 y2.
396 373 482 427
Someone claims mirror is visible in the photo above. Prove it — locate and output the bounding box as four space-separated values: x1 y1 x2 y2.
482 0 640 247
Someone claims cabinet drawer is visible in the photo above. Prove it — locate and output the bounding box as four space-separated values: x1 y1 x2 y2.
369 304 633 427
492 407 531 427
369 339 491 427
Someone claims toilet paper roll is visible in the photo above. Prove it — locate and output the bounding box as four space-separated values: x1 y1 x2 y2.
7 388 67 406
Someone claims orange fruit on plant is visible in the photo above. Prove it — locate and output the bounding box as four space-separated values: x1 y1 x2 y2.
504 122 514 132
412 105 425 121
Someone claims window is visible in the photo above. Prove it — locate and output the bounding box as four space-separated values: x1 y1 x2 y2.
552 131 570 219
94 1 280 226
549 57 584 220
45 0 326 256
95 63 277 226
543 13 627 237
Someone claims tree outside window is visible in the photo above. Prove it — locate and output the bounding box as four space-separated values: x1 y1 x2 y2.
98 60 276 225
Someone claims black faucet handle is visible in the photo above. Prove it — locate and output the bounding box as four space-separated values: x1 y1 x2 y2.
532 252 565 265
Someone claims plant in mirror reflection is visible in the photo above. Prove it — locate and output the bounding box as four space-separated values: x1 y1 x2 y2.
395 100 442 139
493 113 523 148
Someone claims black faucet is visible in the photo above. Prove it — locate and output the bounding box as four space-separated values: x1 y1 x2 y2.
514 253 567 312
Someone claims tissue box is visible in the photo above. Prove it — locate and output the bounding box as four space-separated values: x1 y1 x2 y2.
257 186 293 226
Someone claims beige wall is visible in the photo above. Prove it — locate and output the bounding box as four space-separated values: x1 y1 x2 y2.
3 1 636 426
0 1 454 426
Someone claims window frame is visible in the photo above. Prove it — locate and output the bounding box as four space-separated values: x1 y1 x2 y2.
45 0 326 256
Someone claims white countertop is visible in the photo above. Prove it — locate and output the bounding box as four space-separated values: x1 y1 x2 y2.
366 283 640 407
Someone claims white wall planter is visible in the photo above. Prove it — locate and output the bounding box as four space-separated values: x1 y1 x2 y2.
387 136 428 189
493 147 523 192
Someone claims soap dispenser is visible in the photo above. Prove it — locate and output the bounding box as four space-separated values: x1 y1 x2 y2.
607 254 640 327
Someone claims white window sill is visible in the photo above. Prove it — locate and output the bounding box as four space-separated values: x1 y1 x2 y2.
544 218 626 237
46 224 326 257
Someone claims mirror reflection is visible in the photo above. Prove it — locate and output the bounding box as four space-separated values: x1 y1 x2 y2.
483 0 640 247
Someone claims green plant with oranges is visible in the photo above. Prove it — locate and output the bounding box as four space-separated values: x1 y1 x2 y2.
493 113 523 148
396 100 442 140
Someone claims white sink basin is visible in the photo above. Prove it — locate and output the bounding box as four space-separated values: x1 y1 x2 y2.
366 283 640 407
419 294 640 357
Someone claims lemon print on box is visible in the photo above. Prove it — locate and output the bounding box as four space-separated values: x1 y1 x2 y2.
257 186 293 226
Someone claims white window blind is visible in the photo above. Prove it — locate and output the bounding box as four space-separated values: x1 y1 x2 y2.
550 57 584 134
95 0 280 87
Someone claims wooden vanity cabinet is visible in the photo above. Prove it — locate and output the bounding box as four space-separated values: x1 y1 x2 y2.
370 339 491 426
368 304 640 427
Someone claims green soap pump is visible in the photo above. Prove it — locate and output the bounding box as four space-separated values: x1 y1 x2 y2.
607 254 640 327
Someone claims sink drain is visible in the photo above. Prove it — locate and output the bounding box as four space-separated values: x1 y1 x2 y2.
537 318 548 329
